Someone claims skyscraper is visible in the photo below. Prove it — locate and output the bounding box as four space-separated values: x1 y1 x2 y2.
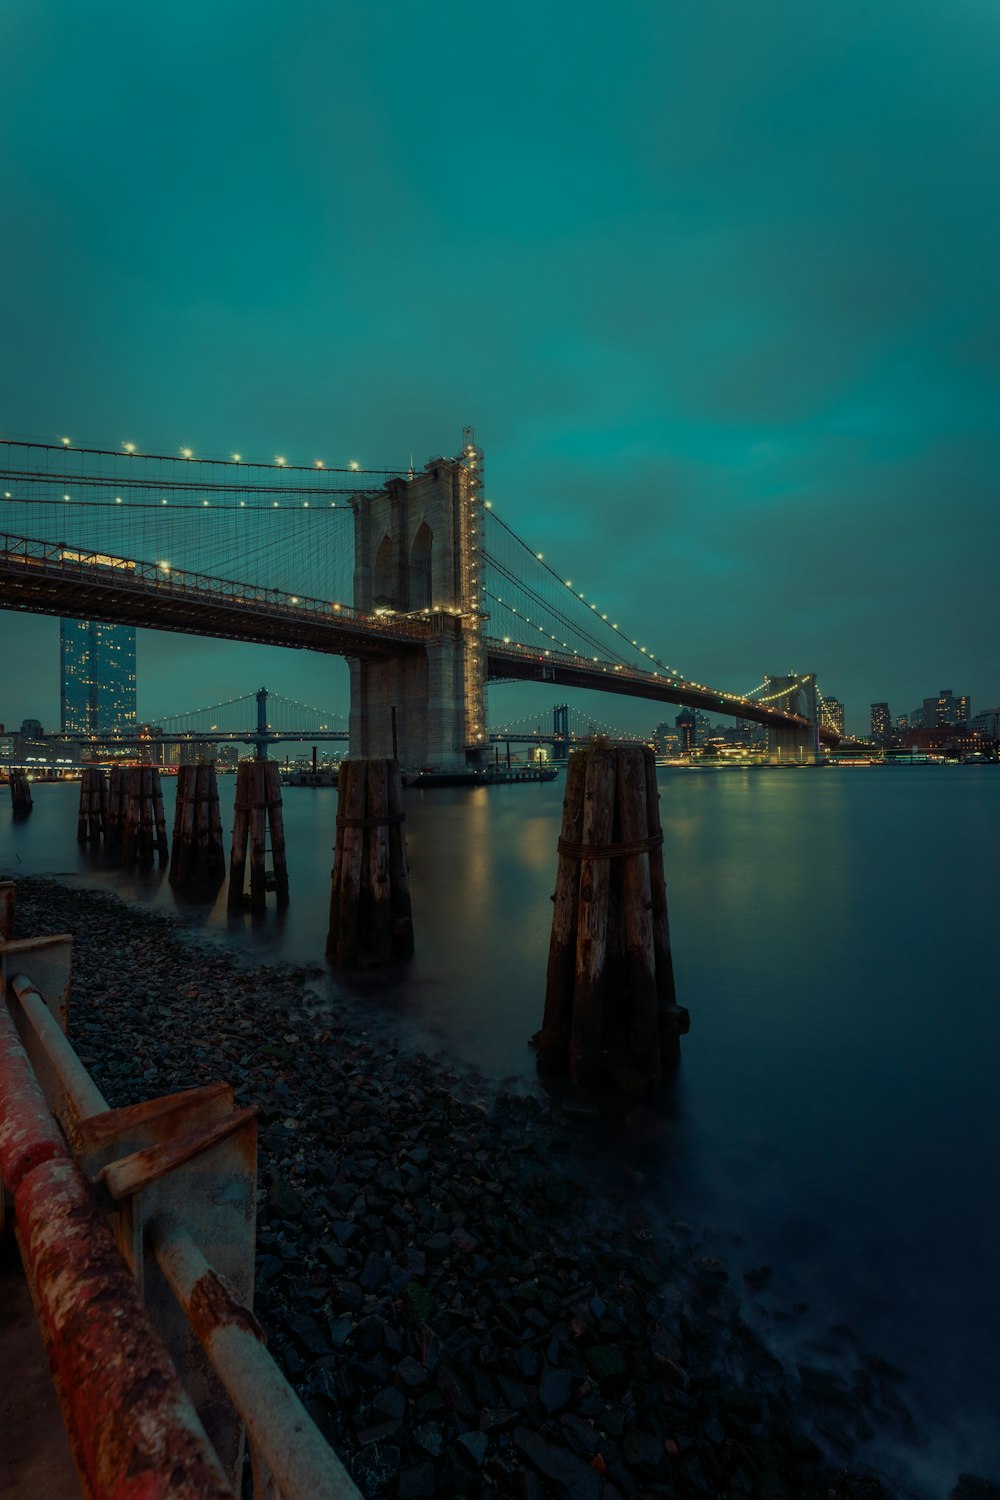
823 696 846 736
870 702 892 745
60 620 137 734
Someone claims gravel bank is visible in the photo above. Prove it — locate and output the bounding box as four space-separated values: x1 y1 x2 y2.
6 875 950 1500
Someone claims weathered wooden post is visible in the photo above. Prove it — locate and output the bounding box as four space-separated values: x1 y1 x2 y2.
327 759 413 965
106 766 126 852
9 769 32 816
76 767 108 842
170 763 226 889
535 744 689 1091
113 767 168 867
264 762 289 906
228 760 288 911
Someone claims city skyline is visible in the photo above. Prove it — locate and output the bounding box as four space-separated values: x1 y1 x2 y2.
1 2 996 732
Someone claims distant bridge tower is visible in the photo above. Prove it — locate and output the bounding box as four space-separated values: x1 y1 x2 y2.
552 703 569 761
765 673 821 763
348 430 487 771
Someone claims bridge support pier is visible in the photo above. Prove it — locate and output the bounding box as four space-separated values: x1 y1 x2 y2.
767 724 816 764
764 673 822 764
348 621 478 772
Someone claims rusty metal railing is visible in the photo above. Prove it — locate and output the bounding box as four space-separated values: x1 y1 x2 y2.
0 880 360 1499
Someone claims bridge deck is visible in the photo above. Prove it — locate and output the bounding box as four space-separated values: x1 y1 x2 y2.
0 534 830 738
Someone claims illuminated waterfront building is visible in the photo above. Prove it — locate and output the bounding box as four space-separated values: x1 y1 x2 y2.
60 619 137 734
675 708 696 752
870 702 892 746
823 697 846 736
921 688 970 728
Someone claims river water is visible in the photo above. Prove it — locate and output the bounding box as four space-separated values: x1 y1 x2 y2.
2 764 997 1491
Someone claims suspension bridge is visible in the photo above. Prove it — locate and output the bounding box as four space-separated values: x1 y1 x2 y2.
0 433 839 767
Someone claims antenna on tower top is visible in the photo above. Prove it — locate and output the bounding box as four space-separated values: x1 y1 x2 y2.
408 452 414 480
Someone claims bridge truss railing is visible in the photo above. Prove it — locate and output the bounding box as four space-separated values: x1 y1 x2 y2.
0 531 429 643
0 884 360 1499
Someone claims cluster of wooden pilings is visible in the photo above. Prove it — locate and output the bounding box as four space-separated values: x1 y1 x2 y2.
77 767 109 842
327 759 413 966
228 761 289 913
536 744 689 1092
105 767 169 866
8 769 32 816
169 763 226 889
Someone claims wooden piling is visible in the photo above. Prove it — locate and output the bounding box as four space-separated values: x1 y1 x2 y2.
537 753 587 1064
363 759 392 963
171 763 225 889
248 760 267 913
9 769 32 816
264 763 289 907
76 768 107 843
228 764 251 911
643 748 687 1065
569 747 616 1086
327 759 413 966
228 759 287 911
385 758 414 957
538 744 689 1092
106 768 126 852
107 766 169 867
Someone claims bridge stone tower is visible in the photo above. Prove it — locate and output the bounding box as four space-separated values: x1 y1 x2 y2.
765 674 821 763
348 431 488 772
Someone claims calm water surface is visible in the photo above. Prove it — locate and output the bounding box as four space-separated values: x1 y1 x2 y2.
3 765 997 1489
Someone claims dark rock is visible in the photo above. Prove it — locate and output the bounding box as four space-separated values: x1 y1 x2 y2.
356 1314 387 1353
371 1385 407 1422
397 1461 437 1499
360 1252 390 1292
437 1365 476 1419
330 1279 365 1313
584 1343 629 1392
330 1218 361 1247
283 1311 331 1359
559 1413 600 1458
350 1441 401 1498
514 1425 603 1500
423 1231 452 1262
267 1174 305 1219
411 1421 446 1458
454 1430 488 1467
539 1362 574 1414
743 1264 773 1291
394 1356 431 1396
357 1419 402 1446
317 1239 349 1271
622 1430 663 1476
511 1344 539 1380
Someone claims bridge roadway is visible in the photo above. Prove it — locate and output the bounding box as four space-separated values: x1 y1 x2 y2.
0 533 831 741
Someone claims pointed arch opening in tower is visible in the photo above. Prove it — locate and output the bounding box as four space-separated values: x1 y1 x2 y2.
409 521 433 611
373 534 395 607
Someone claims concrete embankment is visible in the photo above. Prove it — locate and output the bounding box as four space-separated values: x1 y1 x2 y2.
3 875 927 1500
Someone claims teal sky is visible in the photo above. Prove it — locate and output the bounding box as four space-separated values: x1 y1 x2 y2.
2 0 997 736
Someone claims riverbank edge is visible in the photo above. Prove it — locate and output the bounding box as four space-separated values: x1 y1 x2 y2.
3 874 916 1500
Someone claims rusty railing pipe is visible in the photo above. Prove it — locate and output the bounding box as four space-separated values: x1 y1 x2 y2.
150 1217 362 1500
11 973 109 1130
0 999 236 1500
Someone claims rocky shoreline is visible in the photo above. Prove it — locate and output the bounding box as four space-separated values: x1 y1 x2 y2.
5 874 981 1500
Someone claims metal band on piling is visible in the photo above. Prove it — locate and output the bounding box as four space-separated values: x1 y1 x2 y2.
335 812 406 829
556 830 663 861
